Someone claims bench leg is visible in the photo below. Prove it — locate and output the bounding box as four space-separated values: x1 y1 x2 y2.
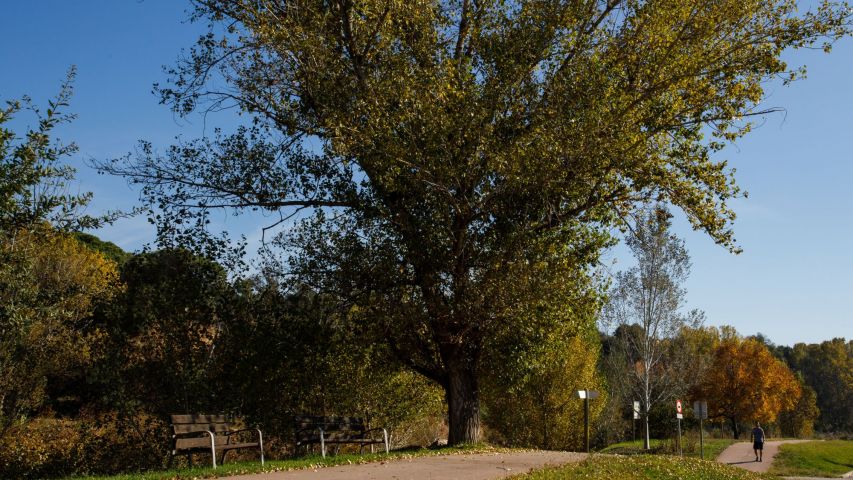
208 431 217 468
383 428 389 454
258 428 265 465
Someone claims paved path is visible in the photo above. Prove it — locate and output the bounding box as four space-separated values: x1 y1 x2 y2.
219 451 587 480
717 440 811 474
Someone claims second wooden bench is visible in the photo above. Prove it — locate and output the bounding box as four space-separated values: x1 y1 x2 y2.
293 415 389 458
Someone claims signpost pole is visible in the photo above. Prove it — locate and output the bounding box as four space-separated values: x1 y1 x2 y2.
694 400 707 460
584 389 590 453
677 417 682 457
632 401 638 444
675 399 683 457
577 389 598 453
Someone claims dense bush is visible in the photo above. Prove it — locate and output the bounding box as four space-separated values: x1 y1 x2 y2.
0 413 167 478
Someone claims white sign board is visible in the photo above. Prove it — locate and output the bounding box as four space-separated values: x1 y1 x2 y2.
676 413 683 419
576 390 600 399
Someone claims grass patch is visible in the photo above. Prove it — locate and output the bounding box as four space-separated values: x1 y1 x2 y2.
769 440 853 478
513 454 775 480
600 438 736 460
69 444 506 480
686 438 738 460
600 439 665 454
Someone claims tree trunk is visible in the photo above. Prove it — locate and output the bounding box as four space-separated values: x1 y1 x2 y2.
730 416 740 439
446 363 480 445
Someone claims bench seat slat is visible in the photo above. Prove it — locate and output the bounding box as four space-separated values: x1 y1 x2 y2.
220 442 260 450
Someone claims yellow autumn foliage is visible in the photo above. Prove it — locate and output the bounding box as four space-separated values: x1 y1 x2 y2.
0 226 121 430
695 336 800 437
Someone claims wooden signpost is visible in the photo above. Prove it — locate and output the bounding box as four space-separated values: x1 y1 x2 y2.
577 389 599 453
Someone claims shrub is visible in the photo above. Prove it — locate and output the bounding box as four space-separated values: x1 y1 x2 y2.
0 418 83 479
0 413 169 478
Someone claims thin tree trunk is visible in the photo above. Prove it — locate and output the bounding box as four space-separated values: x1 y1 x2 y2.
643 373 651 450
446 363 480 445
730 416 740 439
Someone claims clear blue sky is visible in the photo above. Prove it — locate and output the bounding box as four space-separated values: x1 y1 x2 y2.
2 1 851 346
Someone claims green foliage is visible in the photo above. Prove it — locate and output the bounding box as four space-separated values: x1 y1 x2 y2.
0 68 107 233
214 281 446 450
769 440 853 478
84 250 444 466
483 312 606 450
73 232 131 266
514 454 775 480
778 380 820 438
783 339 853 433
0 74 123 436
0 228 120 433
94 248 233 416
483 333 606 450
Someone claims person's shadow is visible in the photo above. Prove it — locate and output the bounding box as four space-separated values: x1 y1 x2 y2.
726 461 758 465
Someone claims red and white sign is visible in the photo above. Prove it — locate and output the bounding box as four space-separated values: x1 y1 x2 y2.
676 399 683 414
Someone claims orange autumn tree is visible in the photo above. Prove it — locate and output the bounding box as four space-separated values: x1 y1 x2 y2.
695 334 800 438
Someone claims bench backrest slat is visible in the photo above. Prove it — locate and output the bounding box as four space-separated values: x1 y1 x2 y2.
293 416 367 434
171 414 229 424
170 414 233 436
173 423 232 434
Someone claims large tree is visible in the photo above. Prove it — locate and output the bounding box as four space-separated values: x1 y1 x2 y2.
786 338 853 432
100 0 850 443
695 335 801 439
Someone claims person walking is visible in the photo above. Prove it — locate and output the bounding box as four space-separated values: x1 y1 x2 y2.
750 421 765 462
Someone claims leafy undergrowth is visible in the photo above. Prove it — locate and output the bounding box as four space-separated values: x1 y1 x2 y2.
514 454 775 480
769 440 853 478
71 444 508 480
600 438 737 460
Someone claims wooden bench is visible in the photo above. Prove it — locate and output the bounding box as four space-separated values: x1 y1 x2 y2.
169 414 264 468
294 415 389 458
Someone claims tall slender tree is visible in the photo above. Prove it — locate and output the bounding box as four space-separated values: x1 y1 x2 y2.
601 206 702 449
695 335 801 438
100 0 851 443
